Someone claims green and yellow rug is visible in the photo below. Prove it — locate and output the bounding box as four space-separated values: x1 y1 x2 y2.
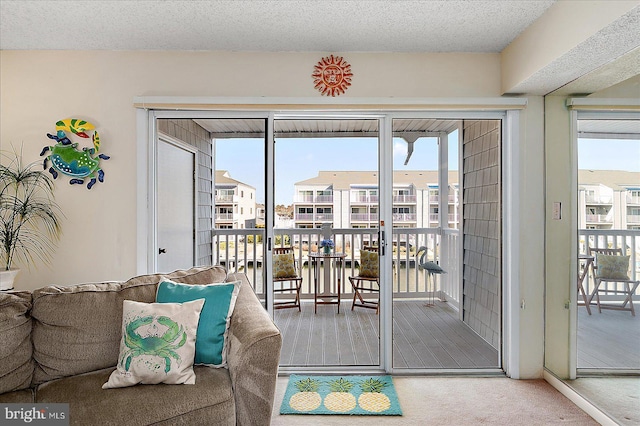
280 375 402 416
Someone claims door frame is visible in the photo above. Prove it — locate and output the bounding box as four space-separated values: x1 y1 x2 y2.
136 98 526 375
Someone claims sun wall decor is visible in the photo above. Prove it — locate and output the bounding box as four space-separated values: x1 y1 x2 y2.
40 118 110 190
312 55 353 97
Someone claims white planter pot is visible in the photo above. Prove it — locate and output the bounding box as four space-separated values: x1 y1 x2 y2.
0 268 20 291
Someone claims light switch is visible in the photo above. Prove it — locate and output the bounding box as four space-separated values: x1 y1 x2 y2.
552 202 562 220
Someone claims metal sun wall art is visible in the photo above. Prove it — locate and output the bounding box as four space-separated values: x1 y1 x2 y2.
312 55 353 97
41 119 110 190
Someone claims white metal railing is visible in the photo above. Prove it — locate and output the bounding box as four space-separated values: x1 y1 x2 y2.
212 227 459 306
351 195 379 203
315 195 333 203
585 195 612 204
392 213 417 222
393 195 417 203
585 214 612 223
627 195 640 204
627 214 640 223
215 213 235 220
579 229 640 301
351 213 379 221
215 194 236 202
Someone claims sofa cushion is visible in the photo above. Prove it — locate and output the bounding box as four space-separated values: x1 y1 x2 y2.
31 266 227 385
103 299 204 389
0 388 34 403
156 279 240 367
37 366 235 426
0 291 34 394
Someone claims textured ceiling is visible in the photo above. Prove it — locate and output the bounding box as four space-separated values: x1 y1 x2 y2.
0 0 555 52
1 1 638 96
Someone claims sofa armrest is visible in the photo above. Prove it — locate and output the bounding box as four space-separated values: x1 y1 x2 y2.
226 273 282 426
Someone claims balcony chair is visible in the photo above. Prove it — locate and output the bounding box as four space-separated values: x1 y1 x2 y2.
349 246 380 314
587 247 639 316
272 247 303 311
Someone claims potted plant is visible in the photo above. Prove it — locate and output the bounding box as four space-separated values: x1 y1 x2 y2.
0 150 62 290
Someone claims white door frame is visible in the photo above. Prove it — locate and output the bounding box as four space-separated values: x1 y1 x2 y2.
136 97 526 375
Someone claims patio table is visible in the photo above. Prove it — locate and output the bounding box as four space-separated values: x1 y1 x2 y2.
309 252 346 314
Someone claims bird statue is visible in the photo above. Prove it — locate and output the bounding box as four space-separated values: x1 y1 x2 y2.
416 246 446 307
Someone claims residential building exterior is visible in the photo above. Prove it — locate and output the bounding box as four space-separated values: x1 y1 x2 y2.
214 171 257 229
578 170 640 230
291 170 460 229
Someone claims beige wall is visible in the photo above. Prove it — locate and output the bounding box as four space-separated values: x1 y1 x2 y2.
0 50 500 290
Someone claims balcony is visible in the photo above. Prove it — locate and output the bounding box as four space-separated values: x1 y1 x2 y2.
215 194 237 203
627 195 640 205
315 195 333 203
351 213 379 222
351 195 379 203
294 213 334 221
628 214 640 223
393 194 417 203
392 213 417 222
585 214 612 223
215 212 235 221
585 195 612 204
211 227 637 370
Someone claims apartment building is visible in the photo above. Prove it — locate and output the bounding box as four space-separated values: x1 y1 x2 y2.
291 171 460 229
578 170 640 230
214 170 257 229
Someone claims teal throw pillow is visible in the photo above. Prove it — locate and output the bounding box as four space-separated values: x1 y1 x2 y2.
156 279 240 367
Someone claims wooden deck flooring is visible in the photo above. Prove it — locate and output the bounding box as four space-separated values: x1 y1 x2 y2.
577 307 640 370
274 299 499 369
274 299 638 371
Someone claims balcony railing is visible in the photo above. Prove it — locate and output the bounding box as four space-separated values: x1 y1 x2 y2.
351 213 379 221
585 214 612 223
627 195 640 204
315 195 333 203
585 195 612 204
351 195 379 203
393 213 417 222
211 227 638 311
294 213 334 221
628 214 640 223
215 194 236 203
579 229 640 302
212 227 458 308
216 213 235 220
393 195 417 203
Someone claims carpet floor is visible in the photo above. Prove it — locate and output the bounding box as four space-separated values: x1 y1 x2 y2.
271 376 598 425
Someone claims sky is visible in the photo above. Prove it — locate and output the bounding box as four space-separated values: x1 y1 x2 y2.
215 131 459 205
215 132 639 205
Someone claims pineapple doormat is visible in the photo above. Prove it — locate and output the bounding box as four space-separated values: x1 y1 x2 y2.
280 375 402 416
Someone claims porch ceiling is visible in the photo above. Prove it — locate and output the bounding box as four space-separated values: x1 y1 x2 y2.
578 119 640 140
194 118 460 139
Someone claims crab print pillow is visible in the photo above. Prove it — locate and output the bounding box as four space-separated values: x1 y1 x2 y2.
103 298 204 389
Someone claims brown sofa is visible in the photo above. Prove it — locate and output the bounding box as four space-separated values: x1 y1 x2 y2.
0 266 282 426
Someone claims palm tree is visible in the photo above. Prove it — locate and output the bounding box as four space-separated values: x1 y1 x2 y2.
0 150 62 274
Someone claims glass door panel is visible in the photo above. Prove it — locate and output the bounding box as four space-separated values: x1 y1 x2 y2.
576 116 640 372
273 118 381 368
209 119 267 306
391 118 500 370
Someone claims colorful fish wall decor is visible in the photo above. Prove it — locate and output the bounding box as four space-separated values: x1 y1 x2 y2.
40 119 110 189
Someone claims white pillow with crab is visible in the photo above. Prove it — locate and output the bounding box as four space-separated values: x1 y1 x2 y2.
103 298 204 389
